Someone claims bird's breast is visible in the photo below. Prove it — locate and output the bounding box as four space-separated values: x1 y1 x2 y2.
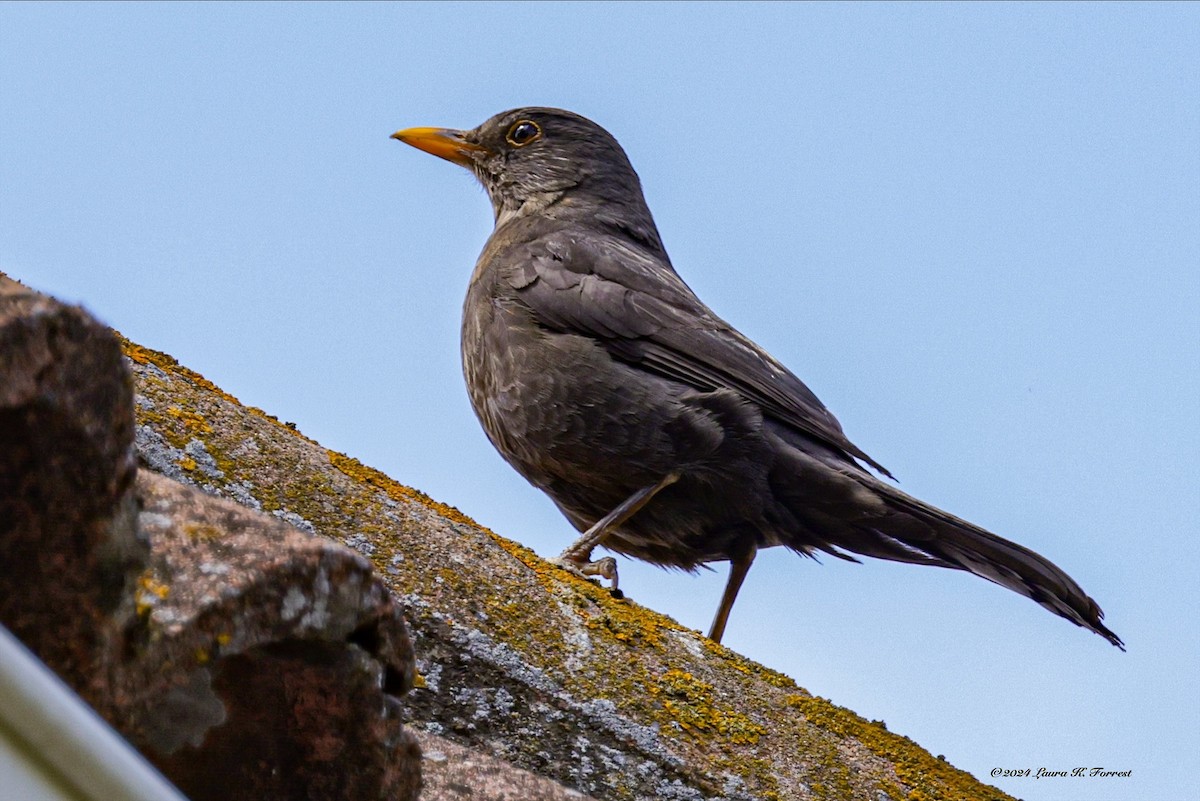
462 278 709 498
458 263 782 567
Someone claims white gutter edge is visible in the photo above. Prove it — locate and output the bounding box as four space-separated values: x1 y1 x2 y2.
0 624 189 801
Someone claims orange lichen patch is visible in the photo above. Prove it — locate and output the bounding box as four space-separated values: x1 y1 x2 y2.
326 450 484 531
653 669 766 745
582 591 673 649
166 405 213 436
121 340 160 366
702 636 800 690
120 337 244 407
135 572 170 617
119 335 316 443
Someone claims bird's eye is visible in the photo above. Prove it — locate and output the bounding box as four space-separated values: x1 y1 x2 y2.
506 120 542 147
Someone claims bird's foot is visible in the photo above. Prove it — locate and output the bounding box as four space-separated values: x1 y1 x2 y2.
549 473 680 600
553 552 622 598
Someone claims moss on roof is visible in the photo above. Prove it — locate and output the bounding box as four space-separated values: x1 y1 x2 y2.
122 335 1013 801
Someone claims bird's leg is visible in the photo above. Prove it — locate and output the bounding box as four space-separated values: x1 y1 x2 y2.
555 471 681 591
707 545 757 644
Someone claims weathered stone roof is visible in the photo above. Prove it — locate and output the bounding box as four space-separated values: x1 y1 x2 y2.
118 299 1014 800
1 269 1014 800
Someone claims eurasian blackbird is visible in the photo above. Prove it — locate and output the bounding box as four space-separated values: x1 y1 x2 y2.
392 107 1123 649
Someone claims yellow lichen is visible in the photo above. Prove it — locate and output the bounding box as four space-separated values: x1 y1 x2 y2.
166 405 213 436
653 669 767 745
134 573 170 617
326 450 483 530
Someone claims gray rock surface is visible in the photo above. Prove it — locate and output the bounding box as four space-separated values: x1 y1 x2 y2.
0 272 421 801
417 730 597 800
120 471 421 801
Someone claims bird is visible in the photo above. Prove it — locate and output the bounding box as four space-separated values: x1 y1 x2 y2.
391 107 1123 649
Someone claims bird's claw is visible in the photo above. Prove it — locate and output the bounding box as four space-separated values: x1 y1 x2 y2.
553 553 620 593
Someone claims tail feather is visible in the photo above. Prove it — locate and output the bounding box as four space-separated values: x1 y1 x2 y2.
866 477 1125 650
767 437 1123 649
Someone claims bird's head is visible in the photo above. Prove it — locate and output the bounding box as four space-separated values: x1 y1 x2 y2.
393 107 660 245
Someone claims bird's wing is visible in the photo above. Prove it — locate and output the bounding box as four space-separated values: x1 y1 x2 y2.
503 227 892 476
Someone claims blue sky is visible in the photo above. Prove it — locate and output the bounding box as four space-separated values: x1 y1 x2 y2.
2 3 1197 799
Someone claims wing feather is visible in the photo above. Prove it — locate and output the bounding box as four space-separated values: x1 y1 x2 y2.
502 226 892 476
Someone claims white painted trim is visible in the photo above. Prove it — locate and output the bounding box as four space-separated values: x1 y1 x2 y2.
0 625 189 801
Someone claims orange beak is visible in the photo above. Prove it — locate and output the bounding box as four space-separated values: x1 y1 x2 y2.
390 127 489 167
